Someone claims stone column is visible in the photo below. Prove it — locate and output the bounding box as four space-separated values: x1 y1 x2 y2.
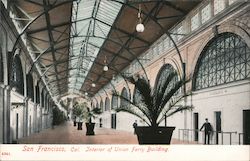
0 84 4 143
3 85 11 143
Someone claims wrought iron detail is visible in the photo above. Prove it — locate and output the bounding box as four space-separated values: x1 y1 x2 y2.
193 33 250 90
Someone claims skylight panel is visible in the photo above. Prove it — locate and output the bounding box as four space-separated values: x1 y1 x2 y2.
68 0 122 95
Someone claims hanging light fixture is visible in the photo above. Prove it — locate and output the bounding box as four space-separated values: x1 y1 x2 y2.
91 83 96 88
136 4 144 33
85 92 88 96
103 56 108 72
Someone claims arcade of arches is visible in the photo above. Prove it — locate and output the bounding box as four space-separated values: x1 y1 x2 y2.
0 0 250 144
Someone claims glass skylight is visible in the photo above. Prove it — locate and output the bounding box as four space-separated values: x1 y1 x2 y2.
68 0 122 94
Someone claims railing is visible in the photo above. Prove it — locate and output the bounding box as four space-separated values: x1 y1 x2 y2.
238 133 244 145
178 129 238 145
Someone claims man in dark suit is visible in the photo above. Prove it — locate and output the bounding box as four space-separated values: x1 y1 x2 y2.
133 120 137 134
200 118 213 144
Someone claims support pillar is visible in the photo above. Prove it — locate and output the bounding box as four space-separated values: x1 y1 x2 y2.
3 85 11 143
0 84 5 143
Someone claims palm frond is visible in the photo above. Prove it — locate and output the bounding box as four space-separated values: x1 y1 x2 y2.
158 80 184 115
157 94 193 124
135 78 154 112
116 105 151 126
153 72 177 109
113 92 153 124
166 105 193 118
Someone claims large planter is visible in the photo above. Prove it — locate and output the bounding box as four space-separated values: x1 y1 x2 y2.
77 122 83 130
85 123 95 135
135 126 175 144
73 121 77 126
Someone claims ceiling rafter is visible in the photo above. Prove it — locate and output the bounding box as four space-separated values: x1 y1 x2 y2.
43 0 63 96
84 1 162 94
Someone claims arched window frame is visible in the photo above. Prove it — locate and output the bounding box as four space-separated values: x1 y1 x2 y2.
96 102 99 109
11 56 24 95
154 64 179 96
111 94 118 110
26 73 34 101
105 97 110 111
100 99 103 112
193 32 250 90
120 87 129 107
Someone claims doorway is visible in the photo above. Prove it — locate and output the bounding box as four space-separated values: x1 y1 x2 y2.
243 110 250 144
194 113 199 141
215 111 221 144
111 114 116 129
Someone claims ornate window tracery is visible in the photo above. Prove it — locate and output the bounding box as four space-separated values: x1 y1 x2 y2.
193 33 250 90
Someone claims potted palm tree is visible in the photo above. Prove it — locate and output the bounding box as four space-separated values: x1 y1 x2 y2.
72 102 84 130
114 72 192 144
83 105 102 135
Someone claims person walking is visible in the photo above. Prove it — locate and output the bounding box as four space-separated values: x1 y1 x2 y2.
133 120 138 134
200 118 213 144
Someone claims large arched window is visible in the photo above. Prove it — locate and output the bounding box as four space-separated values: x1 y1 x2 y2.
120 87 129 107
35 85 40 104
154 64 179 95
26 73 34 101
111 94 118 109
105 97 110 111
0 48 3 83
11 56 24 95
193 33 250 90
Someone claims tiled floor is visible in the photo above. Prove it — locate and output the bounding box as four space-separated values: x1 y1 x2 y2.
18 121 198 144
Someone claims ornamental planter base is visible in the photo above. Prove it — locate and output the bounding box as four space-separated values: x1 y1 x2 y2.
135 126 175 144
86 123 95 135
77 122 83 130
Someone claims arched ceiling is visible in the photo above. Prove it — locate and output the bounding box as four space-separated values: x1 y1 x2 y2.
8 0 201 100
